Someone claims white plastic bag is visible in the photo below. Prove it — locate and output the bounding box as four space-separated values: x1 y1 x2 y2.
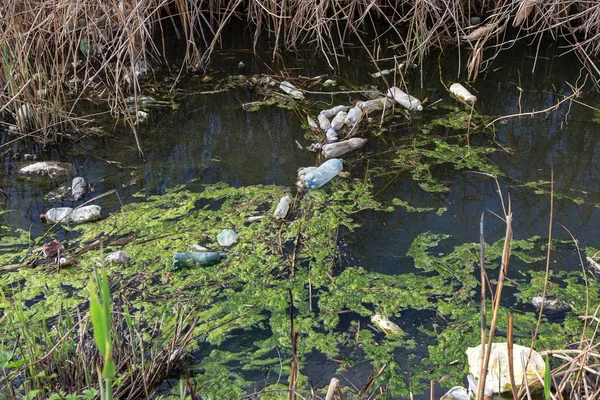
466 343 545 394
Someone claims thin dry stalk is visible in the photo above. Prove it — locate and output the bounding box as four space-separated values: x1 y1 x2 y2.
476 179 513 400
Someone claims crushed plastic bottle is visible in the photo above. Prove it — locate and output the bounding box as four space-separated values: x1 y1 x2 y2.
274 196 292 219
70 205 102 222
217 229 238 246
71 177 88 201
279 81 304 100
173 252 226 268
387 86 423 111
322 138 367 159
344 106 363 126
320 105 348 118
317 114 331 130
303 159 343 189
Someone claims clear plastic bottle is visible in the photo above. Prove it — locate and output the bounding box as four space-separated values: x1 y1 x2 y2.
70 205 102 222
41 207 74 223
387 87 423 111
344 106 363 126
326 128 338 143
303 159 343 189
330 111 347 130
173 252 226 268
274 196 292 219
320 105 348 118
322 138 367 159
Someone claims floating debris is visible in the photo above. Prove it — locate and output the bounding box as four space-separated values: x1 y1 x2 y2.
307 116 318 131
387 87 423 111
173 252 226 268
105 250 129 265
19 161 71 178
370 313 404 335
317 114 331 131
42 240 65 258
41 205 102 223
71 177 88 201
466 343 545 394
279 81 304 100
217 229 238 247
46 185 71 201
440 386 471 400
320 105 348 118
322 138 367 159
273 196 292 219
532 295 570 312
450 83 477 104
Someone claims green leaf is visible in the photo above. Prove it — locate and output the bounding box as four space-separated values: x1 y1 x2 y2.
89 281 107 358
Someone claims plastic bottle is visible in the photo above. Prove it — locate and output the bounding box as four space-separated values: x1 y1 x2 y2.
330 111 347 130
70 205 102 222
387 87 423 111
41 207 74 223
449 83 477 104
173 252 226 268
303 159 343 189
326 128 338 143
317 114 331 130
322 138 367 159
274 196 292 219
358 98 395 115
320 105 348 118
344 106 363 126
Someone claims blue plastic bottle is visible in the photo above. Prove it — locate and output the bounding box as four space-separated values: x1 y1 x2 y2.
303 159 343 189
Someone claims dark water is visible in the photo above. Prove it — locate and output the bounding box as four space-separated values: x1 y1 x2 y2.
2 40 599 398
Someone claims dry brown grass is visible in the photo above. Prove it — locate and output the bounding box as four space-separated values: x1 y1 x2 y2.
2 0 600 145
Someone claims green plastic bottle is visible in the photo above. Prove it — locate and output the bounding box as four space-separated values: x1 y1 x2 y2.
173 252 226 268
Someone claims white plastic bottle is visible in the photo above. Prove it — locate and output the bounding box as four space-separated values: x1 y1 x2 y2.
344 106 363 126
320 105 349 118
303 159 343 189
41 207 74 223
274 196 292 219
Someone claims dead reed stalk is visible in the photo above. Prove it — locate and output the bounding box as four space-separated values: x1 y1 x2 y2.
3 0 600 145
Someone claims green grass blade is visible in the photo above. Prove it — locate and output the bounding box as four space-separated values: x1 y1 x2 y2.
544 355 551 400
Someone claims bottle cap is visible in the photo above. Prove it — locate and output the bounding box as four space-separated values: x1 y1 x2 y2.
220 253 227 259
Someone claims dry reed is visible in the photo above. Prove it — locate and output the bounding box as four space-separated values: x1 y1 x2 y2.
2 0 600 144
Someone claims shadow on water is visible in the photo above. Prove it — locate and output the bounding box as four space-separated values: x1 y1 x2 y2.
2 35 600 398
